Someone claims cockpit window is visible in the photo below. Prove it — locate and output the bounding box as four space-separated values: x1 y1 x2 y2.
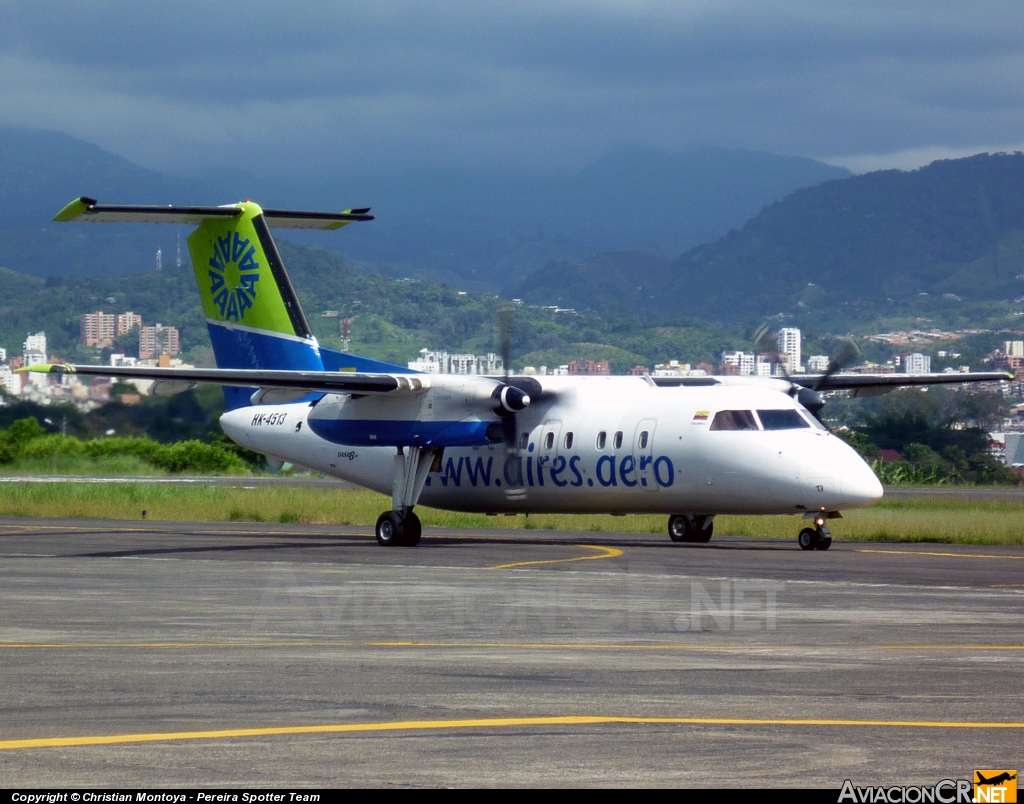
757 409 811 430
709 410 759 431
800 410 829 431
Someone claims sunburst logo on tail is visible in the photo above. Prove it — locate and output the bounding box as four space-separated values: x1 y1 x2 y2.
207 231 260 322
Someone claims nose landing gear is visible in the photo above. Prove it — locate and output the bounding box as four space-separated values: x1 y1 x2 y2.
668 514 714 543
798 517 833 551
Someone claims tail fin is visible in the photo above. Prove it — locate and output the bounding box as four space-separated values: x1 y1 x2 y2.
187 202 323 408
54 196 413 410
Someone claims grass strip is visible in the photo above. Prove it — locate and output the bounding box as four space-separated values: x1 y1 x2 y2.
0 483 1020 545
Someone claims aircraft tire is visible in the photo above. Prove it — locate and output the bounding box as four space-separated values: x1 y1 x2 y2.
815 536 832 551
668 515 691 542
375 511 405 546
402 511 422 547
694 515 713 543
798 528 817 550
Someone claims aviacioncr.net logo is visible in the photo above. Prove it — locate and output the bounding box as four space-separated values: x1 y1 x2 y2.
208 231 260 322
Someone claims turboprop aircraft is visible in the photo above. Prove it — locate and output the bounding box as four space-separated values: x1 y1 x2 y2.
25 198 1014 550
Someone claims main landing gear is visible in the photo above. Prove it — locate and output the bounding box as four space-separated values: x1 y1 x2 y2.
798 514 833 551
668 514 714 544
375 446 440 547
375 509 422 547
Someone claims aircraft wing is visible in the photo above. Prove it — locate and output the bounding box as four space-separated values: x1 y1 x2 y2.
53 197 373 229
789 371 1014 391
20 364 421 395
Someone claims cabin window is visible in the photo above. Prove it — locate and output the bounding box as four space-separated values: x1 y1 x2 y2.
613 431 623 449
638 431 649 449
596 431 607 450
757 409 811 430
564 432 574 450
544 431 555 450
520 432 529 449
709 410 759 431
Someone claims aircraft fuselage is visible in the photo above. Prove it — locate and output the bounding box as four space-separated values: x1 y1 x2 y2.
221 376 883 516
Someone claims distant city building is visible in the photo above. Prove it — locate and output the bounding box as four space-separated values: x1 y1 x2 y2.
23 332 47 365
755 355 774 376
0 347 6 362
1006 341 1024 358
139 324 180 360
80 311 116 347
0 364 20 396
407 349 503 375
721 350 756 376
110 353 138 368
117 312 142 335
567 359 609 375
851 363 896 375
897 353 931 374
807 354 831 372
777 328 802 373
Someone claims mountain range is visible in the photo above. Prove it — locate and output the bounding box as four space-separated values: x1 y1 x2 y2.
514 153 1024 320
0 126 848 289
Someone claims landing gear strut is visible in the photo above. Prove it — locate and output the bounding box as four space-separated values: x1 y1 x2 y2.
668 514 714 544
798 517 832 551
375 446 438 547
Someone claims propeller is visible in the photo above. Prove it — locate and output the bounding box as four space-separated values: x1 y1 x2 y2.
752 323 859 424
798 338 861 424
494 308 531 499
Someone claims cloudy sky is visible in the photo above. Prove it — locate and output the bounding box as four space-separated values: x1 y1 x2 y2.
2 0 1023 179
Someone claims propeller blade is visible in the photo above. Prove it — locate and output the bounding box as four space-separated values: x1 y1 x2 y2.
814 339 861 391
753 321 789 378
498 308 513 383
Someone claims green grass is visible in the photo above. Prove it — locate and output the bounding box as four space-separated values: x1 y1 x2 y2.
0 454 170 476
0 483 1020 545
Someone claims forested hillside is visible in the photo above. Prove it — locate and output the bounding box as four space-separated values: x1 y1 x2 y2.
0 242 750 373
514 153 1024 320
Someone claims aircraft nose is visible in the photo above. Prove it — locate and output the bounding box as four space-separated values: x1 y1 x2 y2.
841 455 884 508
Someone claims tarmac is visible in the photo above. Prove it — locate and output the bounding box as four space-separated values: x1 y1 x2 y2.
1 517 1022 787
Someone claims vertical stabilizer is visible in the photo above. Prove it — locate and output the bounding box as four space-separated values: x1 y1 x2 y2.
186 202 323 409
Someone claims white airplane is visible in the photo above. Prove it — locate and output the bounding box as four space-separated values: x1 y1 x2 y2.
28 198 1014 550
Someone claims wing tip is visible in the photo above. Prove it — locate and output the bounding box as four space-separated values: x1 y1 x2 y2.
52 197 95 223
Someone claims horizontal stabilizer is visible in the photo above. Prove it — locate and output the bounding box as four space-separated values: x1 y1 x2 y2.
53 198 373 228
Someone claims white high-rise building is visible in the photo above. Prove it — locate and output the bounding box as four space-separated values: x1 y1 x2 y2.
777 328 802 373
722 350 756 375
0 364 20 396
807 355 831 372
0 347 6 362
900 353 931 374
23 332 47 364
1005 341 1024 358
408 349 503 375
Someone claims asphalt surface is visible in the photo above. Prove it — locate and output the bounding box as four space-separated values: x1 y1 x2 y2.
1 518 1022 787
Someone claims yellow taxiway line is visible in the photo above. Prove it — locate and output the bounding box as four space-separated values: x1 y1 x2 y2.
3 715 1023 751
488 543 623 569
858 549 1024 560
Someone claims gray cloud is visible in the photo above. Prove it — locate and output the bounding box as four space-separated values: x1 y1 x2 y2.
1 0 1023 177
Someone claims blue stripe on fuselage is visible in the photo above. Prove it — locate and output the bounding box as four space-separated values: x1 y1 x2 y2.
307 417 495 447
